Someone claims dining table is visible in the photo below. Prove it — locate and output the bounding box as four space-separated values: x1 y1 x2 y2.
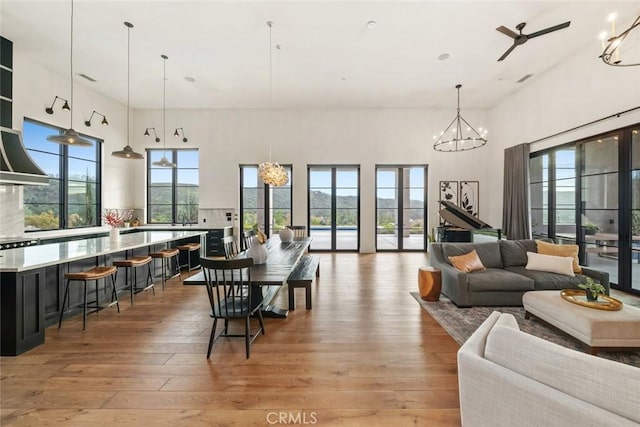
184 236 312 318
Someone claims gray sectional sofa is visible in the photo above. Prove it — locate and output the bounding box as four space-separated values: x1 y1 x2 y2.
430 239 610 307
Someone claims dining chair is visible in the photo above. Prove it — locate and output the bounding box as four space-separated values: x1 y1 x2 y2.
289 225 307 239
200 257 265 359
242 229 257 251
222 235 239 259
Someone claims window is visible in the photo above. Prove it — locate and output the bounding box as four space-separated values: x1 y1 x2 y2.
239 165 292 237
23 119 101 230
376 166 428 251
529 123 640 295
308 165 360 251
147 149 199 224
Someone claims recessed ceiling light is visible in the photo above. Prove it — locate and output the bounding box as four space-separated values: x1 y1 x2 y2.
438 53 450 61
367 20 377 29
184 76 196 83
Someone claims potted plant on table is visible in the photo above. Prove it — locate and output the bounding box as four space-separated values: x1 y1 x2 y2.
583 223 600 236
578 277 606 302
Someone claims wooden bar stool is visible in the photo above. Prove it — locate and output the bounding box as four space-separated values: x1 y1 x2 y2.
177 242 201 272
149 248 181 290
113 255 155 305
58 266 120 331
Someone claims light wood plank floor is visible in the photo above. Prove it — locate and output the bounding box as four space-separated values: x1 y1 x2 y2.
1 253 461 426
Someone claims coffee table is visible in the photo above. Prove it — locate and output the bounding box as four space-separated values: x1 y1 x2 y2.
523 290 640 354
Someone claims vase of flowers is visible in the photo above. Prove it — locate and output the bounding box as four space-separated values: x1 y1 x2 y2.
103 209 133 242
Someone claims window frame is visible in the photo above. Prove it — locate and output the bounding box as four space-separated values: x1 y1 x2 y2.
146 148 199 225
23 117 102 231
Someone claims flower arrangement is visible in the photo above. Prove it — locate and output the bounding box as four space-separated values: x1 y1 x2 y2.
255 228 267 244
103 209 133 228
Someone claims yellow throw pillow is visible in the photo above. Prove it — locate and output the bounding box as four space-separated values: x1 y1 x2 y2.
448 249 486 273
535 240 581 274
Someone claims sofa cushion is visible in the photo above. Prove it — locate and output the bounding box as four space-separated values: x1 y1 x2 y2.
505 266 586 290
525 252 575 277
449 249 486 273
499 239 537 267
442 242 503 268
536 240 582 274
467 268 535 292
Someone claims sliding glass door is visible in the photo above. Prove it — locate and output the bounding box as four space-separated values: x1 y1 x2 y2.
630 128 640 291
376 166 427 251
308 165 359 251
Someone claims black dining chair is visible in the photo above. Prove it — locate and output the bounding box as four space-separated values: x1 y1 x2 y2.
242 229 257 251
200 257 265 359
222 235 239 259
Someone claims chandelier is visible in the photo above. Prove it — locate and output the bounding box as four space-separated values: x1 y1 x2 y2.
258 21 289 186
258 161 289 186
599 12 640 67
433 84 487 152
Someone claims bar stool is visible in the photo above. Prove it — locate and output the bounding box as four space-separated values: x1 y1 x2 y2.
58 266 120 331
113 255 155 305
149 248 181 290
177 242 201 272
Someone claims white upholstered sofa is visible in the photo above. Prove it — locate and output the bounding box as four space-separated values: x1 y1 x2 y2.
457 311 640 427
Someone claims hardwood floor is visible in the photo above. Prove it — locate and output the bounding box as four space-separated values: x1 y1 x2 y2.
0 253 461 426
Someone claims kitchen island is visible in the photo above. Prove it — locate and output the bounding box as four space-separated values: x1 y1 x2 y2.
0 230 207 356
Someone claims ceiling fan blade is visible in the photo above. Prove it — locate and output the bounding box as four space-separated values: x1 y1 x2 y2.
496 25 518 39
527 21 571 39
497 43 518 61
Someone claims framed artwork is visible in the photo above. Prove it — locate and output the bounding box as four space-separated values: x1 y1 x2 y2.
459 181 479 217
439 181 458 204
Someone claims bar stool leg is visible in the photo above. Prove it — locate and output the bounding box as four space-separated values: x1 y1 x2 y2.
83 280 88 331
58 279 70 329
111 274 120 313
147 263 155 296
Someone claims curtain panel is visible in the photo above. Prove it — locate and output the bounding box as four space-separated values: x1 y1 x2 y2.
502 143 530 240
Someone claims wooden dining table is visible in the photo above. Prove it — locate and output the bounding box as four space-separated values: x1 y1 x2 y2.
184 237 312 318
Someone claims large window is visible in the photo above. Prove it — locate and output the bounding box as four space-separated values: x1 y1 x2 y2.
239 165 292 237
376 165 428 251
23 119 101 230
147 149 199 224
530 123 639 294
308 165 359 251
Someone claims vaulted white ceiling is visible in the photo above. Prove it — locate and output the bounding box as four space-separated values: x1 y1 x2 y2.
2 1 638 110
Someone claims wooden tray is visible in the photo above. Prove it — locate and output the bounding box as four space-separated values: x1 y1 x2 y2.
560 289 623 311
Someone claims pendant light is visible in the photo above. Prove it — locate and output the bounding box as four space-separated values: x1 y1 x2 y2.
151 55 176 167
46 0 93 147
433 84 487 152
258 21 289 187
112 21 144 159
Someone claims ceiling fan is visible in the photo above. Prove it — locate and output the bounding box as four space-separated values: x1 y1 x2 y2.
496 21 571 61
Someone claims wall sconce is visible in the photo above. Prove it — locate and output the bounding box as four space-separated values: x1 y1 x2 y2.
84 110 109 126
174 127 188 143
144 127 160 142
45 96 70 114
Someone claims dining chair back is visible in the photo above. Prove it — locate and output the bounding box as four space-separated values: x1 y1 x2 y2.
200 257 265 358
222 235 239 259
242 229 257 251
289 225 307 238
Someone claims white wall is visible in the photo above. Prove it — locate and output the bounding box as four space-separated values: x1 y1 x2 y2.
133 108 492 252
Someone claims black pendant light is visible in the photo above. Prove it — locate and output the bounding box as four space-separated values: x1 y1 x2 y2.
151 54 176 168
46 0 93 147
112 21 144 160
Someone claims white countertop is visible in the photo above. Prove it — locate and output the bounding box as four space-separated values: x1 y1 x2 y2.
0 230 207 273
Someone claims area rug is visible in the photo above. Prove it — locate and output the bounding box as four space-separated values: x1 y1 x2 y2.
411 292 640 367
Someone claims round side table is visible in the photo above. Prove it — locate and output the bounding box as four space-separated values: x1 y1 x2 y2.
418 266 442 302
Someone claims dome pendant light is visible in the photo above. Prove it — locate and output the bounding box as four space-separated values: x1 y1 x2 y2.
151 55 176 168
46 0 93 147
112 21 144 160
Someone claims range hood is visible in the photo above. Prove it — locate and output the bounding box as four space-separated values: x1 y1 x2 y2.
0 127 49 186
